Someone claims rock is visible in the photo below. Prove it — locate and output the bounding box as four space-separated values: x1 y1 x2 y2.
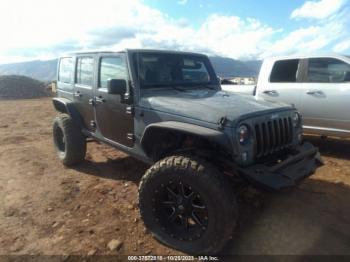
127 204 134 210
47 207 54 212
99 188 110 195
82 219 89 223
4 208 16 217
133 218 138 223
74 204 81 211
52 221 59 228
107 239 123 251
137 240 144 245
87 249 97 256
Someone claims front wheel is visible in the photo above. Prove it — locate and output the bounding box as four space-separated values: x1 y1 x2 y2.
52 114 86 166
138 155 237 254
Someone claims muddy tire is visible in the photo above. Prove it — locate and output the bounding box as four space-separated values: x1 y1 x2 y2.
52 114 86 166
138 155 237 255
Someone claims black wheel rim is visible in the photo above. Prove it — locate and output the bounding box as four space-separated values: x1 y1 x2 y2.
54 125 65 152
152 180 209 241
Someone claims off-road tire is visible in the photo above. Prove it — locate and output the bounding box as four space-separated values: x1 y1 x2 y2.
138 155 237 255
52 114 86 166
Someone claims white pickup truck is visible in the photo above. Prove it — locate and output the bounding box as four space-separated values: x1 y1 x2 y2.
222 54 350 138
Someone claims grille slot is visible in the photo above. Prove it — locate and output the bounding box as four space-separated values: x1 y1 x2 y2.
254 117 293 157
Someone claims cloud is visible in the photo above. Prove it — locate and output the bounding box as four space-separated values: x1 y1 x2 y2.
333 38 350 52
177 0 188 5
0 0 349 64
291 0 347 19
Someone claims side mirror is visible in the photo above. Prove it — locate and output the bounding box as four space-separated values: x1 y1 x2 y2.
107 79 126 95
344 71 350 82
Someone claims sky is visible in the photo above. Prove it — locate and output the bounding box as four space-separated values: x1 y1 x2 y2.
0 0 349 64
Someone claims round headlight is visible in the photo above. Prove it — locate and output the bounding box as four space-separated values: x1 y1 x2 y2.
292 112 301 127
238 124 250 144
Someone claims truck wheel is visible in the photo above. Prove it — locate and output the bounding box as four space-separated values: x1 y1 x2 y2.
138 155 237 255
52 114 86 166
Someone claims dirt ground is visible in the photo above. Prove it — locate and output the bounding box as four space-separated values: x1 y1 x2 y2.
0 98 349 256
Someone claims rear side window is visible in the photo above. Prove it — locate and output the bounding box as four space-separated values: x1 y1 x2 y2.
270 59 300 83
307 58 350 83
76 57 94 86
99 56 127 88
58 57 73 83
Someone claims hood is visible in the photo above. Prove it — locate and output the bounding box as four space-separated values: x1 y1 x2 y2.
139 89 293 127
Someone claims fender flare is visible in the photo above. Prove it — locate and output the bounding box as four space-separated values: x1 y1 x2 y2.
52 97 85 129
140 121 233 157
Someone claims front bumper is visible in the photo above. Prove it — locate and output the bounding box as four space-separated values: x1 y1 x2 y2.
238 142 323 190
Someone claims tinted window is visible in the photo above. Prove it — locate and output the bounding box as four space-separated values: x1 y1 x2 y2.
308 58 350 83
270 59 300 83
99 56 127 88
136 53 214 87
58 57 73 83
76 57 94 86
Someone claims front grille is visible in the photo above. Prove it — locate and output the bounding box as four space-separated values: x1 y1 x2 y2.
254 116 293 158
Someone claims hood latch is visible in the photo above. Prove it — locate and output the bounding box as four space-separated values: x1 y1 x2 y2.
218 116 228 129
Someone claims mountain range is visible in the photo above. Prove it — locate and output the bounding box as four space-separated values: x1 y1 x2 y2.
0 57 262 82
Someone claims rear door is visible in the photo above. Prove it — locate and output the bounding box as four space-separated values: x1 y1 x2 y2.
300 57 350 134
257 59 303 109
73 56 96 131
94 54 134 147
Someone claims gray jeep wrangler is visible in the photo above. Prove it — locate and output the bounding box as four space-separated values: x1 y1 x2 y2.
52 49 322 254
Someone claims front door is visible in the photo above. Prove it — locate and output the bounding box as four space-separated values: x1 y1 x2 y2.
73 56 95 131
94 54 134 147
300 57 350 134
257 59 303 109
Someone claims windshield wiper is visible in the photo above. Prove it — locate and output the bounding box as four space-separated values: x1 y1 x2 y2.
142 83 186 91
169 85 187 92
194 84 217 90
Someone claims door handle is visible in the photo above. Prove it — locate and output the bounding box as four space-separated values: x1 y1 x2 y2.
88 99 95 106
306 90 323 95
263 90 278 95
95 96 106 104
73 91 82 97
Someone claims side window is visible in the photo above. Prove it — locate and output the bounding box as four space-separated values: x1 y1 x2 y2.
99 56 127 88
58 57 73 83
308 58 350 83
76 57 94 86
270 59 300 83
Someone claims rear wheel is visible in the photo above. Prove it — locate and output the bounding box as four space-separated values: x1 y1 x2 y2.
53 114 86 166
138 155 237 254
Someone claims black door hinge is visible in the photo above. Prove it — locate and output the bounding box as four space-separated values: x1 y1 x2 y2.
126 106 134 115
90 120 96 128
127 133 134 141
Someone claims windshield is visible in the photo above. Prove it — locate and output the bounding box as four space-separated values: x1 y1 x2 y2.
135 52 217 88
